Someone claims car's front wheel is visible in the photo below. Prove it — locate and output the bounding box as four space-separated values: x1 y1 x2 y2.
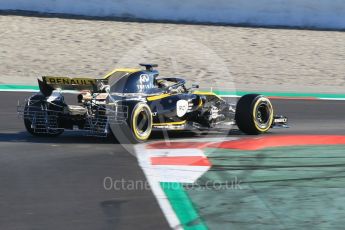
235 94 274 135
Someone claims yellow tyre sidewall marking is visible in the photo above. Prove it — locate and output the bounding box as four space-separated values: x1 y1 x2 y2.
132 103 153 141
252 97 274 132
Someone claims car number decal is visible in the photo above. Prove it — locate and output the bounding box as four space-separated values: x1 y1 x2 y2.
177 100 188 117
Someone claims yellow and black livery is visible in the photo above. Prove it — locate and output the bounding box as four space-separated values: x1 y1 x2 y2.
21 64 288 143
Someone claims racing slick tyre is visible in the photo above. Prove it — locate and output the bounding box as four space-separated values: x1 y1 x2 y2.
24 101 64 137
128 102 153 143
235 94 274 135
111 102 153 143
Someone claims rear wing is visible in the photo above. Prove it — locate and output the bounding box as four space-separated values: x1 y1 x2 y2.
42 76 106 91
37 76 109 97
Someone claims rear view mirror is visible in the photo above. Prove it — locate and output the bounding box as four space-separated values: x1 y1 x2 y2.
192 84 199 89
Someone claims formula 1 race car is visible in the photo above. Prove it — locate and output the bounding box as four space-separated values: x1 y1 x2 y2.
18 64 288 143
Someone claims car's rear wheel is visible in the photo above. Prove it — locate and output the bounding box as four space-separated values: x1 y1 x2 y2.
235 94 273 135
24 102 64 137
129 103 153 142
111 102 153 143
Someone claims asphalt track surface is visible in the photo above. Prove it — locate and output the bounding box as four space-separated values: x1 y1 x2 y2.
1 91 345 230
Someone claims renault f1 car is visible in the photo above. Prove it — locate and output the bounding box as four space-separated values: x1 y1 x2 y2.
18 64 288 142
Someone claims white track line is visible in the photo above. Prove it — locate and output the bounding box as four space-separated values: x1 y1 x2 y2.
1 88 345 101
319 98 345 101
134 144 183 230
0 89 39 92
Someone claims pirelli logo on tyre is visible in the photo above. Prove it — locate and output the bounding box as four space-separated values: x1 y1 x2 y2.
43 76 96 85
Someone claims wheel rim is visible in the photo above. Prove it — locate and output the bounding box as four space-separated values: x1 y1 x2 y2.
256 103 270 125
133 105 152 140
136 110 149 135
253 99 273 131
